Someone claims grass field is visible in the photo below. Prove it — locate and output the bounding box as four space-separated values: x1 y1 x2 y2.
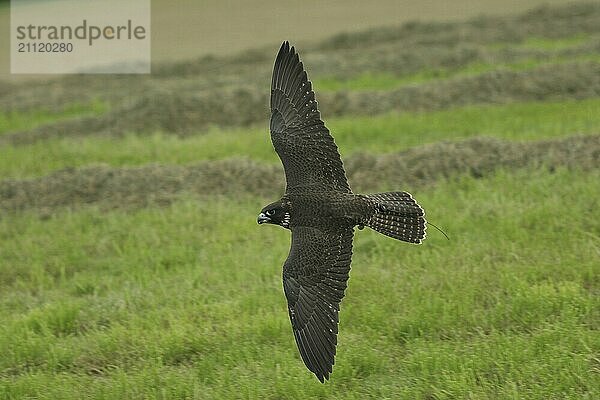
1 168 598 399
1 3 599 399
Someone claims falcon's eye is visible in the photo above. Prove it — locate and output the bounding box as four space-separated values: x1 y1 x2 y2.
266 210 275 216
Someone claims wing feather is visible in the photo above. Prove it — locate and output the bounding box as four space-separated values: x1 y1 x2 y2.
282 226 354 382
270 41 351 193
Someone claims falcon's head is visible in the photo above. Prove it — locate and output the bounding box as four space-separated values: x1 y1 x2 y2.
258 201 290 229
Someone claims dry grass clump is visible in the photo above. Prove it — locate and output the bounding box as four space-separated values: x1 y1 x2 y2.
319 61 600 116
347 134 600 191
0 158 281 214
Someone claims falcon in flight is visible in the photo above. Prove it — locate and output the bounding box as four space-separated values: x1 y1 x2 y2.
258 41 427 382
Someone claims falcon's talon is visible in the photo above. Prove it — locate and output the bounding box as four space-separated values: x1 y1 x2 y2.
257 41 430 383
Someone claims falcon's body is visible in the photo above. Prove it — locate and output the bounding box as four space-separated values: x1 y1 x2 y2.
258 42 427 382
283 191 370 227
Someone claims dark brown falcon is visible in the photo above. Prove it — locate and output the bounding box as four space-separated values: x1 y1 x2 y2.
257 41 427 382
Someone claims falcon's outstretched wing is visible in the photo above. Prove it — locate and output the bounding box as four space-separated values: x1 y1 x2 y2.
270 41 351 194
282 225 354 382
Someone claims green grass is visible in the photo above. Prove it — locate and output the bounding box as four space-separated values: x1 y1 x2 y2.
0 99 108 136
2 98 600 179
2 5 600 397
1 167 598 399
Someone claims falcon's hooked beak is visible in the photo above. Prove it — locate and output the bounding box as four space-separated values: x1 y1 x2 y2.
257 212 270 224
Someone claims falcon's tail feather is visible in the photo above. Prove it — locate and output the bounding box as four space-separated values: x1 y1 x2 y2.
365 192 426 244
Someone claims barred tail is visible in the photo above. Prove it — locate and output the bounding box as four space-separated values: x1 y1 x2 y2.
364 191 426 244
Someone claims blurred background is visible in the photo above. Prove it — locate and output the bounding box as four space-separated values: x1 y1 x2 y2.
0 0 572 79
1 1 598 399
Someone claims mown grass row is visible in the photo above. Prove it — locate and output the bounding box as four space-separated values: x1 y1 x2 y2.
1 98 599 179
511 34 590 50
316 3 600 51
314 53 600 91
1 134 597 214
1 167 598 399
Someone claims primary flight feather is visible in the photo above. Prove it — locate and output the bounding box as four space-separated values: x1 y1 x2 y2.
258 41 427 382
